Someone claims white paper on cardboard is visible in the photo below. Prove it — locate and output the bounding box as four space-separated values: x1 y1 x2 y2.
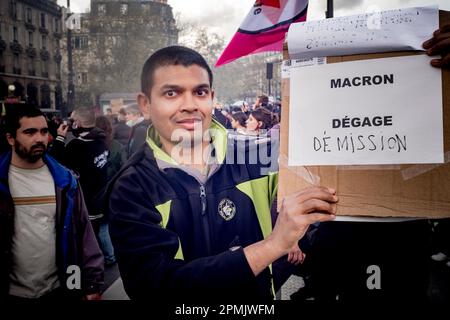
287 6 438 59
281 57 327 78
288 55 443 166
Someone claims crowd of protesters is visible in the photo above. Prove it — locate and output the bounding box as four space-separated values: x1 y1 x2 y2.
212 95 282 140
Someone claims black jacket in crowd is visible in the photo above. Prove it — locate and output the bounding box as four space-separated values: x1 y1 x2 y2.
127 119 151 159
113 121 131 147
50 127 109 218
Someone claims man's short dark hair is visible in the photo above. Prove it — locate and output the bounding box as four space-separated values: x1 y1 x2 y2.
140 46 213 97
118 107 127 116
3 105 45 138
72 106 96 128
258 95 269 105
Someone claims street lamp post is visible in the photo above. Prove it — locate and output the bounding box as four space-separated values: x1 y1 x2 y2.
266 62 273 97
326 0 334 18
66 0 74 117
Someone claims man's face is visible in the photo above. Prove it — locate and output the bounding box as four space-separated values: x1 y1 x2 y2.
139 64 214 150
8 116 49 163
69 111 80 129
126 112 139 122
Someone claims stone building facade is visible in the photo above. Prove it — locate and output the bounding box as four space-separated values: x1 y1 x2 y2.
65 0 178 109
0 0 63 109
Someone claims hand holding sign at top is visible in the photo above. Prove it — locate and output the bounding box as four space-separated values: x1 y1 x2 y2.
423 23 450 68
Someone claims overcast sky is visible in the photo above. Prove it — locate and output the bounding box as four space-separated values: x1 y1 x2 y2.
58 0 450 42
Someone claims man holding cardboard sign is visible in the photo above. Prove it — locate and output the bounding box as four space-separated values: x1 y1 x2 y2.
106 46 337 301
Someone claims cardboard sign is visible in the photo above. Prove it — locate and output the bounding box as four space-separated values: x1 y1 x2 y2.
278 10 450 218
289 55 443 166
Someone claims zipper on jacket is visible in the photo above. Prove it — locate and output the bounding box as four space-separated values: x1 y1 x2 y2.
199 185 212 255
200 185 207 214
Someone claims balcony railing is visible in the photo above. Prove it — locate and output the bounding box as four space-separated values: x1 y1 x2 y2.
39 27 49 35
10 42 23 54
26 46 37 57
54 53 62 63
25 22 36 31
40 49 50 61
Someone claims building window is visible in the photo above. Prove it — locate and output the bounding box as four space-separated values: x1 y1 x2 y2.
98 4 106 16
141 4 150 13
28 57 35 76
54 18 59 33
55 39 59 49
41 35 47 49
0 52 4 72
12 1 17 19
81 73 88 84
27 7 32 23
28 31 33 46
13 27 18 42
81 36 88 48
40 84 50 108
27 83 38 105
41 60 48 77
56 62 61 80
40 13 46 28
72 36 88 49
13 53 20 74
120 4 128 15
77 73 88 85
0 51 4 72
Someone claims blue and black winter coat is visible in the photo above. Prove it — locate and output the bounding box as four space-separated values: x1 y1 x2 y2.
108 120 278 301
0 152 104 298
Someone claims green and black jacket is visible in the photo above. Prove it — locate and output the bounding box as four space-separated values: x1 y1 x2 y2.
108 120 278 301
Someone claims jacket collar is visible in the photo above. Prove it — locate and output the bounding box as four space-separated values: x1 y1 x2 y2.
0 151 75 192
0 152 12 194
44 154 76 190
145 118 228 166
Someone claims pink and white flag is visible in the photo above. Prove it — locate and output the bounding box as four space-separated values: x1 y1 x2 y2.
216 0 308 67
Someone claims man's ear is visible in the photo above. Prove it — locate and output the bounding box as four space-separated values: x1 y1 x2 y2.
6 133 15 147
137 93 150 120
